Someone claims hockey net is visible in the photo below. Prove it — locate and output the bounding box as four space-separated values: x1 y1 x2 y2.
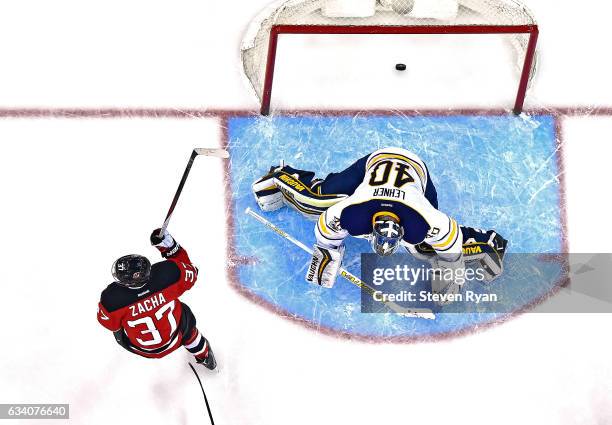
241 0 538 115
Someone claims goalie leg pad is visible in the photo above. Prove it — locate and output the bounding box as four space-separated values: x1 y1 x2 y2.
252 171 284 212
273 171 348 219
429 255 465 305
305 244 345 288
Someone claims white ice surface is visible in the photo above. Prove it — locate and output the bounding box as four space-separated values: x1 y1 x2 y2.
563 116 612 253
0 0 611 424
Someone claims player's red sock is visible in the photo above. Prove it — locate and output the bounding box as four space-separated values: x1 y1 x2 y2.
184 328 209 361
194 345 210 362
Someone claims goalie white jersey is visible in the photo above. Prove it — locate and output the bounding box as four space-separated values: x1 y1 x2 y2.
314 148 462 258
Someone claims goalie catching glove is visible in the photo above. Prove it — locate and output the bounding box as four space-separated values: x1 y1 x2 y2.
305 244 345 288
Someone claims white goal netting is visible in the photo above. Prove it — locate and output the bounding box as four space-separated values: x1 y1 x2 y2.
241 0 538 110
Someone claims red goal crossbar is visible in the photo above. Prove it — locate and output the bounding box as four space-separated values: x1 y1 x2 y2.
260 24 539 115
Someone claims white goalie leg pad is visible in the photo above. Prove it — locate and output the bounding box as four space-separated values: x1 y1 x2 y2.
305 244 345 288
429 254 465 305
252 173 284 212
273 172 347 220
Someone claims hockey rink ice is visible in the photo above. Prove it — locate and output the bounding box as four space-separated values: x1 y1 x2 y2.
228 113 564 338
2 0 612 424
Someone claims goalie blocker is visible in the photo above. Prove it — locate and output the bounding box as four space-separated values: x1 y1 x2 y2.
252 166 284 211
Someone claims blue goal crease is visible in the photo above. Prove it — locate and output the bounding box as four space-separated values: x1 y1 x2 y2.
226 114 562 339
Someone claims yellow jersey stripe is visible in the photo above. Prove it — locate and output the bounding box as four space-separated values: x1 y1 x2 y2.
371 210 400 227
283 193 322 215
318 213 332 236
318 250 331 282
432 219 458 249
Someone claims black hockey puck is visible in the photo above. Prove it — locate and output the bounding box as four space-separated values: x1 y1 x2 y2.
395 63 407 71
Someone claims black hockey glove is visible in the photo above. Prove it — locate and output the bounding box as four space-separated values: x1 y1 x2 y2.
150 228 180 258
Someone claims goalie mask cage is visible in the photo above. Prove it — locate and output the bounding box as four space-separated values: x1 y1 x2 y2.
241 0 539 115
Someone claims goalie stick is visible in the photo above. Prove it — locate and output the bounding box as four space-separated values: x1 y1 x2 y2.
159 148 229 238
245 208 435 320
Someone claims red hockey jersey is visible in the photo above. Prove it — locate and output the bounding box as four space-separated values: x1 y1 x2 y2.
97 247 198 358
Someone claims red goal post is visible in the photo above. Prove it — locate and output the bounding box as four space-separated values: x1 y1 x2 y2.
241 0 539 115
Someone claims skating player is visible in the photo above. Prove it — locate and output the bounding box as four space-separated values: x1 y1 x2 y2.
252 147 507 297
97 229 216 369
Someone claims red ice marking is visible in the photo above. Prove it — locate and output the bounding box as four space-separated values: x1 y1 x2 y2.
3 106 612 119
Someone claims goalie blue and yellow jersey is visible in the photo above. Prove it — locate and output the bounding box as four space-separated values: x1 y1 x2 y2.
314 147 462 257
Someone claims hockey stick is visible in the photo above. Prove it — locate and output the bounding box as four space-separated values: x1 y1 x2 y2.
188 362 215 425
159 148 229 238
245 208 435 319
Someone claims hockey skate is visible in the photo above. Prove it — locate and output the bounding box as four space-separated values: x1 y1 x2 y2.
197 344 217 371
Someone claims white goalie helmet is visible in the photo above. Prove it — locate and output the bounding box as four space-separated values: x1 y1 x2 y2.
371 213 404 256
